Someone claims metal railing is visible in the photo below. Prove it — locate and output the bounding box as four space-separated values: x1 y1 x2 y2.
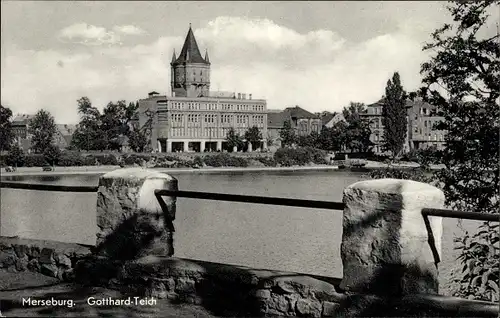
1 180 499 316
1 181 498 222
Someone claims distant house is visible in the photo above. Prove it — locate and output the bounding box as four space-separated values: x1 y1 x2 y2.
11 114 35 152
266 106 322 148
54 124 77 149
321 112 345 128
361 98 445 154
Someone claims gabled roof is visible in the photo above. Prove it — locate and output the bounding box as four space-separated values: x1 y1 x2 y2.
172 26 209 65
267 111 290 128
285 106 320 119
321 113 336 126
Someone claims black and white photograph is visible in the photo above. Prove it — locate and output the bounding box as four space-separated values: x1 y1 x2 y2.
0 1 499 317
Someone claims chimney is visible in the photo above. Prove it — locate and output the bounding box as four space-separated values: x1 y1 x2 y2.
242 93 246 100
249 94 252 100
238 93 241 99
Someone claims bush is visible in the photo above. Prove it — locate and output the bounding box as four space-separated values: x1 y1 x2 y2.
58 152 85 166
202 153 248 167
368 167 432 184
274 147 326 166
193 156 204 167
93 154 120 166
5 146 26 167
255 156 276 167
24 154 48 167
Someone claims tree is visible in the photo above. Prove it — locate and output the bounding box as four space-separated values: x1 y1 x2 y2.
382 72 408 158
128 129 148 153
43 144 61 166
101 100 138 151
72 97 103 151
244 126 263 149
6 145 25 167
420 0 499 302
225 127 243 152
280 120 296 147
342 102 372 153
29 109 56 154
0 105 14 152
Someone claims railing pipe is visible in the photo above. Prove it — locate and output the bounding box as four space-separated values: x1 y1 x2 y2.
155 189 345 210
422 208 499 222
0 182 97 193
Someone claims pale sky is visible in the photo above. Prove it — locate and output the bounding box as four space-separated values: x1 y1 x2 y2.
1 1 498 124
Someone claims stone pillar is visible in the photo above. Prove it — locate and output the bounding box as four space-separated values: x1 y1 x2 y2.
262 139 268 150
157 140 161 153
96 168 178 259
233 145 238 153
200 141 206 153
340 178 444 296
247 142 253 152
166 140 172 153
183 141 189 152
216 141 222 152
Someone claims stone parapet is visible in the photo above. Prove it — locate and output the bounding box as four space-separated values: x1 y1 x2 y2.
0 236 91 280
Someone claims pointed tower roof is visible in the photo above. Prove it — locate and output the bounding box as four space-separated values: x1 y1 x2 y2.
173 25 209 65
171 50 176 63
204 49 210 64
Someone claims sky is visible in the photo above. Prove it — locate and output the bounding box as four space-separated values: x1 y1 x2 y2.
1 1 498 124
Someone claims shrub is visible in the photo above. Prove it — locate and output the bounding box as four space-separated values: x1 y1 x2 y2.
255 156 276 167
58 152 85 166
193 156 204 167
24 154 48 167
93 154 120 166
203 153 248 167
6 146 25 167
274 147 326 166
368 167 432 184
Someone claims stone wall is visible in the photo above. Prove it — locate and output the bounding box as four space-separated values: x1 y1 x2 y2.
0 236 91 280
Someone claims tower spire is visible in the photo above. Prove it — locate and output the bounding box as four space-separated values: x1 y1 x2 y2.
171 49 176 63
171 24 208 65
204 49 210 63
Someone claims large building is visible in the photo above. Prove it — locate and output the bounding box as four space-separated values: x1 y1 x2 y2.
362 99 446 154
267 106 322 147
137 26 267 153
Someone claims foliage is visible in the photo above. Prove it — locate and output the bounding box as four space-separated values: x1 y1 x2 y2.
274 147 326 166
244 126 262 148
452 222 499 302
342 102 372 153
297 131 320 148
317 122 347 151
71 97 103 151
202 153 248 167
382 72 408 158
101 101 137 151
28 109 57 154
225 127 244 151
24 154 47 167
0 104 14 152
279 120 296 147
368 166 433 184
6 145 25 167
43 144 61 166
128 129 148 153
419 0 499 301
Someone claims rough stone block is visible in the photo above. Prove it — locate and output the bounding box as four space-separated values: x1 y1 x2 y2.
29 246 40 259
27 259 40 272
55 253 72 268
13 244 29 258
0 250 16 268
340 178 444 296
41 264 58 277
39 248 55 264
146 280 167 299
95 168 178 259
254 289 271 299
176 277 196 294
322 301 340 317
15 256 29 271
296 298 322 317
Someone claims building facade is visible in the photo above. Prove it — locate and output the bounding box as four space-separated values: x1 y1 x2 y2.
137 26 267 153
363 99 445 154
266 106 322 147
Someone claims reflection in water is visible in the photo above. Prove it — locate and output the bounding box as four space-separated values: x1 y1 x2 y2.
0 170 479 295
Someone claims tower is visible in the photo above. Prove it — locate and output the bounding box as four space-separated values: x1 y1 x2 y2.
171 25 211 98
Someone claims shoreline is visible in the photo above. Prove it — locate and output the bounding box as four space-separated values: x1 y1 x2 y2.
0 161 444 177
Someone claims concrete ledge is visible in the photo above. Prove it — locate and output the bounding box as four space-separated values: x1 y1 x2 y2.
0 236 91 280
